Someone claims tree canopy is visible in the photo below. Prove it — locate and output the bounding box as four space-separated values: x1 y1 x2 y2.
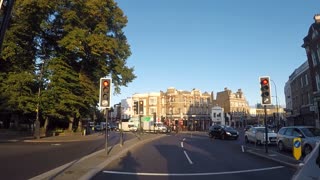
0 0 136 129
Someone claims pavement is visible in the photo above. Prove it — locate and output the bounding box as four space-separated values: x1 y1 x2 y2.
0 130 304 179
244 145 303 169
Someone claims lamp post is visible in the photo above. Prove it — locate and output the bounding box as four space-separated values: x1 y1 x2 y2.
271 79 279 130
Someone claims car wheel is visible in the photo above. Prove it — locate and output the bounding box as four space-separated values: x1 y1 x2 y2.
257 140 261 145
245 136 249 143
304 144 312 155
278 141 284 152
221 134 225 140
209 133 213 138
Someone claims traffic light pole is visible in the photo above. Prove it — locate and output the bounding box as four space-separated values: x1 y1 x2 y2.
105 108 109 155
264 105 268 153
120 116 123 147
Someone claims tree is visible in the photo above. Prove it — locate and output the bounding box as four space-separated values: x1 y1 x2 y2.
0 0 136 131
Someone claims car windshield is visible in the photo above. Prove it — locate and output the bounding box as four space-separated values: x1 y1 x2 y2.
256 128 274 133
301 128 320 137
225 126 235 131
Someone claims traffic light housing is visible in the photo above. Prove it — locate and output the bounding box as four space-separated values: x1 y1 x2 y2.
133 101 138 114
99 78 111 108
139 100 144 114
260 76 271 105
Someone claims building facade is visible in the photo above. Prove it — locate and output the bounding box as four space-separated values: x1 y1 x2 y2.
285 61 315 126
214 88 250 127
301 14 320 128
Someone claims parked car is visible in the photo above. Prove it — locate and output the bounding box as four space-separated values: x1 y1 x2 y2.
244 125 253 131
94 124 103 131
128 124 138 132
155 124 169 133
277 126 320 155
208 124 239 140
245 126 277 145
109 124 120 131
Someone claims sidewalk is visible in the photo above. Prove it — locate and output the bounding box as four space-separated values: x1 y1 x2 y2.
29 133 167 180
0 129 104 143
244 145 303 169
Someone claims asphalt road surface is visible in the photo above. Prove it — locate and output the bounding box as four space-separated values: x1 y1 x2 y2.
93 132 296 180
0 131 134 180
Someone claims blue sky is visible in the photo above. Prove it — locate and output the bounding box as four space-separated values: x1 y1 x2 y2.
112 0 319 107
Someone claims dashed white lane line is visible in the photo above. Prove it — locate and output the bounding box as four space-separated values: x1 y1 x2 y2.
103 166 284 176
183 138 186 141
51 143 61 146
183 150 194 165
181 142 184 148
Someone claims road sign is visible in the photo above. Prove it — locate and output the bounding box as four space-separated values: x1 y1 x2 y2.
293 137 302 160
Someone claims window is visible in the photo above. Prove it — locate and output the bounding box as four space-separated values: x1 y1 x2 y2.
292 129 302 137
284 128 293 136
317 46 320 61
312 51 317 66
305 74 308 86
149 97 157 105
149 107 156 114
316 73 320 92
301 77 303 87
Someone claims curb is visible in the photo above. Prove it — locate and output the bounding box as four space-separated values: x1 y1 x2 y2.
245 149 300 169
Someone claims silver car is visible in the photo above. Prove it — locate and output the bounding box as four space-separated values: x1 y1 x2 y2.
277 126 320 155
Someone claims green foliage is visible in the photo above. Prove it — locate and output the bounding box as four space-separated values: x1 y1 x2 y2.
0 0 136 129
0 71 37 113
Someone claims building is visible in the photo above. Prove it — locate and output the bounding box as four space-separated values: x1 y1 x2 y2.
214 88 250 127
255 104 285 127
117 87 256 131
285 61 315 126
160 87 212 131
301 14 320 128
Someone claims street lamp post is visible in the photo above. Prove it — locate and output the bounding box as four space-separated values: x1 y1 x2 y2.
271 79 280 130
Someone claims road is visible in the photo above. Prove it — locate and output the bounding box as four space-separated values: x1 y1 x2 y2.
0 131 134 180
92 132 296 180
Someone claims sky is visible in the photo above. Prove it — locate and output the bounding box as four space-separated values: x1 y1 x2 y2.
112 0 319 107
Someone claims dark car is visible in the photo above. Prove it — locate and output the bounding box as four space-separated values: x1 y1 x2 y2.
208 124 239 140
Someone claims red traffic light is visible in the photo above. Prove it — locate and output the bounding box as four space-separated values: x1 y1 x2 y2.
261 79 268 85
103 80 109 87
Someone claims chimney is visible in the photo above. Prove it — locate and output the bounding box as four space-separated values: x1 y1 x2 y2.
314 14 320 23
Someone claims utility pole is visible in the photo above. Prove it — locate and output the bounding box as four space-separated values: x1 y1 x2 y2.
271 79 279 130
264 105 268 153
119 109 123 147
105 108 109 155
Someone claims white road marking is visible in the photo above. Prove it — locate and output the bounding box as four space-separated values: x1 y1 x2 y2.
51 143 61 146
181 142 184 148
183 150 193 164
183 138 186 141
103 166 284 176
241 145 244 152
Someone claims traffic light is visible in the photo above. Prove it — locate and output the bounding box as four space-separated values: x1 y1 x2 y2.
260 76 271 105
99 78 111 108
133 101 138 114
139 100 144 114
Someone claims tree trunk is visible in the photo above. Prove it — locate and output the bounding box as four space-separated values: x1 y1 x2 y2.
68 117 74 132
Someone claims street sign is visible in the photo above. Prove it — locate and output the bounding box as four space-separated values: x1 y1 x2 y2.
293 137 302 160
